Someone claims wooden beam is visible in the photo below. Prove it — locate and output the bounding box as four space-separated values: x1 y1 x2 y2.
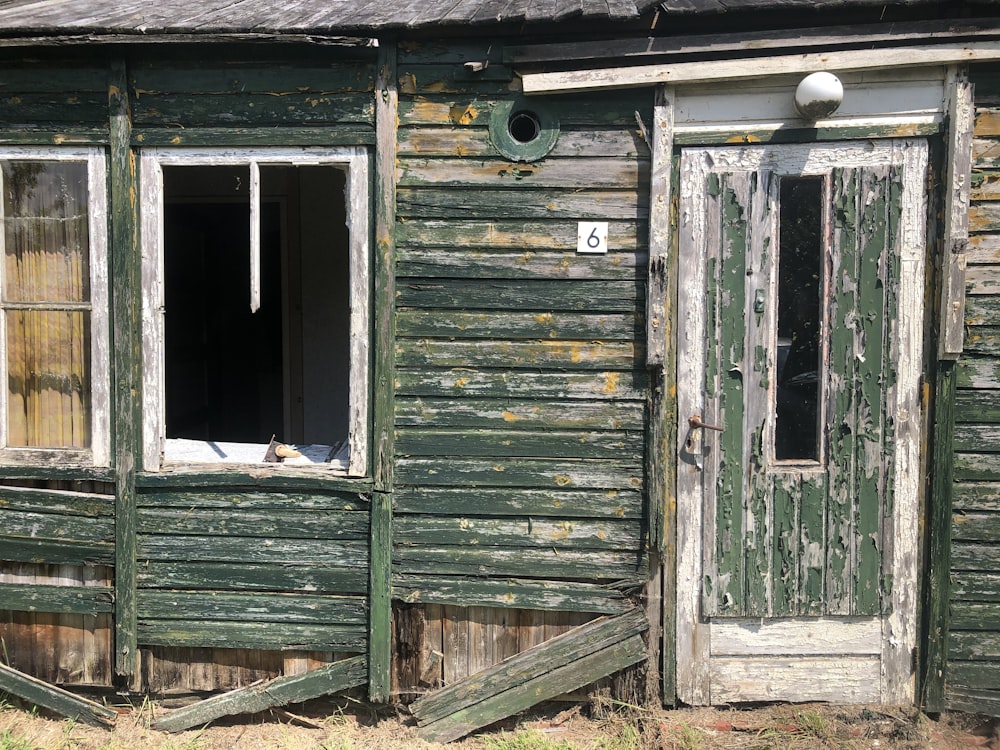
0 583 113 614
522 42 1000 94
414 634 647 743
152 654 367 733
410 607 647 741
109 57 140 687
646 85 673 369
939 67 974 360
0 663 117 728
368 37 398 705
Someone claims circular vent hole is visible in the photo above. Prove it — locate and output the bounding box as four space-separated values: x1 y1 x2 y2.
508 111 542 144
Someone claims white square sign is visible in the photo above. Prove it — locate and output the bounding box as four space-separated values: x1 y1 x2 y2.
577 221 608 254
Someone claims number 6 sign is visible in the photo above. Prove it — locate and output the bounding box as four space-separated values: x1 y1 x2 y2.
577 221 608 254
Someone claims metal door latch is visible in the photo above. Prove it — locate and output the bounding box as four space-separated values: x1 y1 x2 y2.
688 414 724 432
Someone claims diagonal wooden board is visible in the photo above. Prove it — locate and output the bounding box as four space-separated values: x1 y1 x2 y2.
153 654 367 732
0 662 117 728
411 607 648 743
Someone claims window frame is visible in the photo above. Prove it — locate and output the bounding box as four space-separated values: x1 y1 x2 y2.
139 147 370 476
0 147 109 467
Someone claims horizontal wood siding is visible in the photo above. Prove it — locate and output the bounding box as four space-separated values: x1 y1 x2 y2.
0 481 114 686
135 487 370 689
947 83 1000 716
0 58 109 132
392 40 651 687
129 49 376 141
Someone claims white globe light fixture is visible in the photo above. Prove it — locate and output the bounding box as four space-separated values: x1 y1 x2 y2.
794 71 844 121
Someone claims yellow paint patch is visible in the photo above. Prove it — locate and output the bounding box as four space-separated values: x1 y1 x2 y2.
399 73 418 94
601 372 620 395
535 313 553 325
453 377 469 388
170 136 182 145
502 410 523 422
555 475 573 486
725 133 761 144
459 518 471 530
449 103 479 126
492 464 506 472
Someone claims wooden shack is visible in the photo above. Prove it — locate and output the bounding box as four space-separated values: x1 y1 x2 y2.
0 0 997 736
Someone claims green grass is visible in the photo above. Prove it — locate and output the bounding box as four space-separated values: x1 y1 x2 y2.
478 729 579 750
0 728 33 750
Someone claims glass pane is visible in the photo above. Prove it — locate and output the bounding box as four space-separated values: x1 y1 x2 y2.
775 177 823 461
3 160 90 303
7 310 91 448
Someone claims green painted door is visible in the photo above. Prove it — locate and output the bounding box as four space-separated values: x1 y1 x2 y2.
675 140 928 705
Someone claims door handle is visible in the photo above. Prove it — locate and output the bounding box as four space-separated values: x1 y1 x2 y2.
689 414 724 432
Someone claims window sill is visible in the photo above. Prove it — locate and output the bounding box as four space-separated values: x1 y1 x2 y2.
163 438 348 469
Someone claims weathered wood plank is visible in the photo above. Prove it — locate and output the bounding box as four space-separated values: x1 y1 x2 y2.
0 583 113 614
0 538 114 566
418 634 645 743
0 662 117 727
966 296 1000 327
138 535 369 565
393 486 642 519
954 389 1000 422
397 63 515 95
138 561 367 594
133 127 375 147
397 188 645 220
396 310 640 340
393 397 644 430
132 92 375 127
394 369 646 400
395 427 643 459
396 339 636 370
709 618 881 656
970 203 1000 232
0 65 109 93
965 325 1000 356
392 575 632 613
411 608 646 727
369 492 392 703
946 661 1000 690
137 620 366 651
0 486 113 516
951 572 1000 600
394 515 641 550
397 127 643 158
135 507 369 538
954 453 1000 481
708 657 881 704
153 654 367 732
0 509 113 544
948 631 1000 660
134 468 375 491
394 545 647 583
954 482 1000 511
396 249 645 281
136 592 367 623
396 279 641 311
131 63 375 94
968 233 1000 264
951 542 1000 570
395 219 643 250
136 489 368 510
0 93 107 124
955 424 1000 452
950 601 1000 630
397 93 649 128
397 157 645 189
956 358 1000 389
394 457 641 491
946 686 1000 717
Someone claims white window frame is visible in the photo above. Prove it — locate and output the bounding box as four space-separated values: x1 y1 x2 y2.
139 147 370 476
0 147 109 467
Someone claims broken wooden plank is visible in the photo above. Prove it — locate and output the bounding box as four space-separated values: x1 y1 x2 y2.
415 634 646 743
152 654 367 732
0 662 117 727
410 607 646 729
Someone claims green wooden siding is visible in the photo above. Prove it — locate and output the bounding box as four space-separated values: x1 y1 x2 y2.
391 40 650 612
135 488 370 653
945 84 1000 715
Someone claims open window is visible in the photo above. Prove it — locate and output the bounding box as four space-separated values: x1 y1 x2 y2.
0 148 108 466
140 148 369 475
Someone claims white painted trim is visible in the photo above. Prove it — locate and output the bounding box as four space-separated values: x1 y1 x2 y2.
139 146 371 477
0 147 110 467
249 159 261 314
522 41 1000 94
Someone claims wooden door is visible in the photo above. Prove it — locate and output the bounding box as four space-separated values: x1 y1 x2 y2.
675 140 927 705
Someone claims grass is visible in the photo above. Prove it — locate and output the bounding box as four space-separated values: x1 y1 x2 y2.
0 729 34 750
478 729 579 750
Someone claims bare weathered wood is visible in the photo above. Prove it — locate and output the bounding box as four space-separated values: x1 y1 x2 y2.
411 608 646 729
393 486 643 519
0 662 116 727
153 654 367 732
392 575 632 613
940 68 974 359
646 85 674 367
708 657 881 704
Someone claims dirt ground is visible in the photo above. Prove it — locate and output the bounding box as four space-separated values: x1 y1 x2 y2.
2 693 999 750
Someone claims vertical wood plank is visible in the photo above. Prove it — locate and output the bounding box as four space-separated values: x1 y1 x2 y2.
368 39 397 703
646 85 674 369
369 491 392 702
109 58 140 687
442 606 469 685
771 474 798 616
939 67 974 360
799 472 827 614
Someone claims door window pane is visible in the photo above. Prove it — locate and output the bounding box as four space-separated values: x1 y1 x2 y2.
775 176 822 461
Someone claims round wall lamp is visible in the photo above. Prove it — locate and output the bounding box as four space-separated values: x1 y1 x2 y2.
794 72 844 121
